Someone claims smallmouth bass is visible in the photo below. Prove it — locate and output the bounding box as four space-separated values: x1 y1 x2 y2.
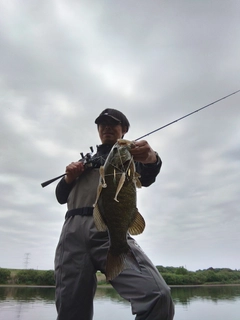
93 139 145 281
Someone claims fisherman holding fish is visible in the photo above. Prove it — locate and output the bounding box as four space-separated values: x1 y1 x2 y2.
54 109 174 320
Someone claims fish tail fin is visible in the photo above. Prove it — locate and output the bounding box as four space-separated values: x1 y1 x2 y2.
105 248 140 281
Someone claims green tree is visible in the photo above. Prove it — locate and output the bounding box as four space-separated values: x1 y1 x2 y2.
176 267 188 275
0 268 11 284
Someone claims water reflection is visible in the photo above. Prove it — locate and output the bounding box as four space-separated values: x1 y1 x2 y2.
171 285 240 305
0 285 240 320
0 286 55 302
1 285 240 304
95 287 129 304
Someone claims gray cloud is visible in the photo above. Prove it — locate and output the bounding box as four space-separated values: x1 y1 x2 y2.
0 0 240 271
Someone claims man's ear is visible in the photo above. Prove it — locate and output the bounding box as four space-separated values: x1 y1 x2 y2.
122 126 128 138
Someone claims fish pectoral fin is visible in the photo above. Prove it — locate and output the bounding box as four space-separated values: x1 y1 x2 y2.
114 172 126 202
135 177 142 189
128 210 145 235
93 204 107 231
133 171 142 188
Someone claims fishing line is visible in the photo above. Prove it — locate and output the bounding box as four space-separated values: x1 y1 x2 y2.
135 89 240 141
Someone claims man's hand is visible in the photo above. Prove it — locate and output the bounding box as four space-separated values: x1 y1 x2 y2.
65 161 85 184
130 140 157 164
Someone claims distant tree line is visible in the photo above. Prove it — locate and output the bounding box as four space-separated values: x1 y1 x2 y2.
156 266 240 285
1 266 240 286
0 268 55 286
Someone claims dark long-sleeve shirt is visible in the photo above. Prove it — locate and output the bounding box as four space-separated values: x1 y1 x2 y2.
56 144 162 205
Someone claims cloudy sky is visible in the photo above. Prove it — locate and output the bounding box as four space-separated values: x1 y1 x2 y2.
1 0 240 272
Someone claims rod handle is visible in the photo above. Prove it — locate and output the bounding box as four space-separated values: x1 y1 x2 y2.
41 173 66 188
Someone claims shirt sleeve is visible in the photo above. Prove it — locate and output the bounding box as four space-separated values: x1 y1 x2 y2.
135 152 162 187
55 178 76 204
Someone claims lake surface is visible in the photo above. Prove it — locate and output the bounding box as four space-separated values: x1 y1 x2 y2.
0 285 240 320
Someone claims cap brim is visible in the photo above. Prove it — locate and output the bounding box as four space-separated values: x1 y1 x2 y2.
95 114 121 125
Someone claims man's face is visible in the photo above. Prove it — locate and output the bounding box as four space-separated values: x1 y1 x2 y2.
98 119 127 145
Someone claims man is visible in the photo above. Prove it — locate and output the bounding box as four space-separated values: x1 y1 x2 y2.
54 109 175 320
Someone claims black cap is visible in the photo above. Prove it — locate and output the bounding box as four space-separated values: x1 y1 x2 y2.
95 108 130 132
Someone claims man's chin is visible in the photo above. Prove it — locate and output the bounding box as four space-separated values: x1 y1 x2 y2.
102 137 116 145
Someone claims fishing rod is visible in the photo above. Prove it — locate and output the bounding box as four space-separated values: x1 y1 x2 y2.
41 89 240 187
41 148 94 188
135 89 240 141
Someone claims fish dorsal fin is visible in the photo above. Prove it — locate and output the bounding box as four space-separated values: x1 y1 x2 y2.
128 210 145 235
134 172 142 188
128 160 141 189
93 204 107 231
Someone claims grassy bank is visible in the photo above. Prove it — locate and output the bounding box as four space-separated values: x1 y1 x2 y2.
1 266 240 286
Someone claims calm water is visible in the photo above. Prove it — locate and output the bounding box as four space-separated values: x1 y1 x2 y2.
0 285 240 320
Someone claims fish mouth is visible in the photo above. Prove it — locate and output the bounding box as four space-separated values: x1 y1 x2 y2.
117 139 135 149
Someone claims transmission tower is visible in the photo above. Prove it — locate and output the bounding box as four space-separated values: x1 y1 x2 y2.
24 253 31 269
